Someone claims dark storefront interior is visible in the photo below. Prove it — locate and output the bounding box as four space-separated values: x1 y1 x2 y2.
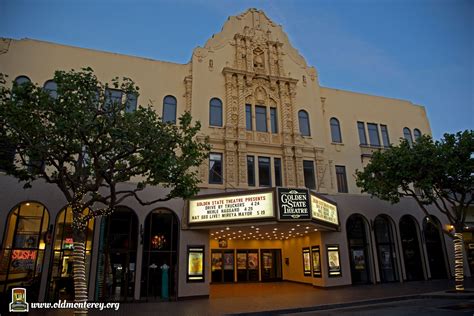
346 214 371 284
399 215 424 281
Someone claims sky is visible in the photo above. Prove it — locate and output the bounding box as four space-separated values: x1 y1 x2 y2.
0 0 472 140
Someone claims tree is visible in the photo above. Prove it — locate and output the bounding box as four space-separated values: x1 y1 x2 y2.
356 131 473 292
0 68 210 314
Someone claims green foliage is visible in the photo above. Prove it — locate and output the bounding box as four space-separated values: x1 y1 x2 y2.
0 68 210 227
356 131 474 227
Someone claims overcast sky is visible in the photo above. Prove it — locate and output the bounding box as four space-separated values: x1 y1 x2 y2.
1 0 472 139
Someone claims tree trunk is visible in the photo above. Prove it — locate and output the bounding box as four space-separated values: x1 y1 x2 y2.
453 228 465 292
73 229 88 315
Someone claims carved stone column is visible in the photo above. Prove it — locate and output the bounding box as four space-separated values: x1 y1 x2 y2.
283 145 296 187
184 75 192 112
245 37 253 72
294 146 305 188
224 73 237 139
288 82 300 142
225 140 237 187
237 141 248 187
279 81 292 144
237 74 247 140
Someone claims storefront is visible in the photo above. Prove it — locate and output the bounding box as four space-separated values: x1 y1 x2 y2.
187 188 340 286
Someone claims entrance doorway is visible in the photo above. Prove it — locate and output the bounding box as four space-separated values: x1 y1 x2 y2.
399 215 424 281
260 249 282 282
236 250 259 282
211 250 234 283
423 216 448 279
141 209 179 300
346 214 371 284
374 215 399 282
96 207 137 301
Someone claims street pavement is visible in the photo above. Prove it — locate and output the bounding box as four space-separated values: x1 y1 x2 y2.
25 278 474 316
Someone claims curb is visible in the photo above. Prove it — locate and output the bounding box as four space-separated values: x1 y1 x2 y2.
228 291 474 316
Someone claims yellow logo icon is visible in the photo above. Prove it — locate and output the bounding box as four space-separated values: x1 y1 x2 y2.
9 287 29 312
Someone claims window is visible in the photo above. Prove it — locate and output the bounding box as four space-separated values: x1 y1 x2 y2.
403 127 413 146
125 93 138 112
367 123 380 147
270 107 278 133
255 106 267 132
0 136 15 172
335 165 348 193
105 89 123 110
274 158 282 187
43 80 58 99
209 153 223 184
380 125 390 147
330 118 342 143
357 122 367 145
247 156 255 186
209 98 223 127
413 128 421 141
163 95 177 123
258 157 271 186
14 76 31 86
246 104 252 131
303 160 316 190
298 110 310 136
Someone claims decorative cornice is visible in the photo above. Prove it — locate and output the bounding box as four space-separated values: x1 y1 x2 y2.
222 67 298 84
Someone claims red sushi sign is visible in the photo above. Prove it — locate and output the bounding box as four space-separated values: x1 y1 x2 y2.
12 250 37 260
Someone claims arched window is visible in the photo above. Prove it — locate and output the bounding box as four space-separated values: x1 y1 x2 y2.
162 96 177 124
47 207 94 301
298 110 310 136
413 128 422 141
423 216 448 279
403 127 413 146
209 98 223 127
330 117 342 143
346 214 372 284
141 209 179 300
14 76 31 86
399 215 424 281
0 202 50 301
43 80 58 99
373 215 399 282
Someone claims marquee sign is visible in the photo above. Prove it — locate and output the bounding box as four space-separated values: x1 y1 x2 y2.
188 190 274 224
311 194 339 226
277 188 311 220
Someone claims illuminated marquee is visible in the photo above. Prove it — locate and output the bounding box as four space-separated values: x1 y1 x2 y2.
189 191 274 224
310 194 339 225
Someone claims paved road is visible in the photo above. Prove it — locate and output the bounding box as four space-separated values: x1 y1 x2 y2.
282 298 474 316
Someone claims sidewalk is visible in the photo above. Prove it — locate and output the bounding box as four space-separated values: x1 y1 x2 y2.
29 278 473 316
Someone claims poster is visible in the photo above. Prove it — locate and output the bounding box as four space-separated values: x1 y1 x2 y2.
312 246 321 277
237 253 247 269
188 252 203 275
303 248 311 275
211 253 222 272
352 249 365 270
263 253 273 269
223 253 234 270
327 245 341 277
248 253 258 270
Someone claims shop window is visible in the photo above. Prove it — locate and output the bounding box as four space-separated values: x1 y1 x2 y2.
274 158 282 187
247 155 255 186
403 127 413 146
303 160 316 190
0 202 50 301
209 153 223 184
346 214 371 284
357 122 367 145
43 80 58 99
258 156 271 186
330 118 342 143
298 110 310 136
255 105 267 132
367 123 380 147
335 165 348 193
95 207 138 301
209 98 223 127
270 107 278 133
47 207 94 301
380 124 390 147
141 209 179 299
413 128 422 141
162 95 177 124
246 104 252 131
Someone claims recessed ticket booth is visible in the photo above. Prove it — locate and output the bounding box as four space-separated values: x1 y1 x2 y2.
187 188 339 284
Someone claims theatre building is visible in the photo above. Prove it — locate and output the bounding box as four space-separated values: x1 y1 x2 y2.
0 8 470 303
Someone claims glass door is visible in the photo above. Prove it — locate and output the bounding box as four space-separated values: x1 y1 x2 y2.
211 250 234 283
236 250 258 282
261 249 282 282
